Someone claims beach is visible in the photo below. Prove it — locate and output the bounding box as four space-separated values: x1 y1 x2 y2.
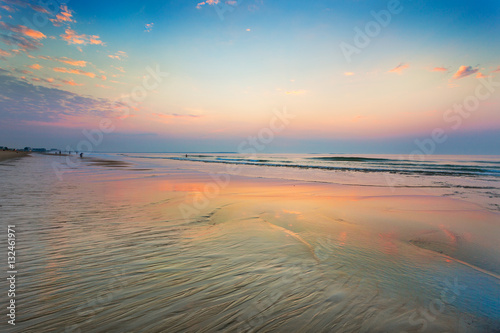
1 153 499 332
0 151 30 162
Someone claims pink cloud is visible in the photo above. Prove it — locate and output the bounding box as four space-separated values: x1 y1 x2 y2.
452 65 479 80
144 23 154 33
111 66 125 73
60 78 84 86
196 0 220 9
388 63 409 74
0 49 13 59
50 5 75 27
38 55 87 67
431 67 448 72
53 67 96 78
27 63 42 70
60 28 104 46
108 51 128 60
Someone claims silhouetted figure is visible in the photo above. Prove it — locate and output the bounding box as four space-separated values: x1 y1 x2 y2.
185 154 188 158
80 153 83 158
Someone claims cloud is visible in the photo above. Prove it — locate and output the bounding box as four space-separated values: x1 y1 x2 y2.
452 65 479 80
0 22 46 39
108 51 128 60
285 90 306 95
153 113 203 121
0 70 119 124
196 0 220 9
431 67 448 72
0 49 13 60
37 55 87 67
344 72 355 76
111 65 125 73
0 22 46 52
1 5 16 12
60 28 104 46
53 67 96 78
388 63 409 74
50 5 75 27
27 63 42 70
144 23 154 33
0 0 51 14
476 72 487 79
492 66 500 73
60 78 83 86
96 84 112 89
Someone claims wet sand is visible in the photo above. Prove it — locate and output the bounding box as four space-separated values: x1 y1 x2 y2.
1 154 499 332
0 150 30 162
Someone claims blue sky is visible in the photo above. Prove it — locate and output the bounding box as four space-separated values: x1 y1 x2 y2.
0 0 499 153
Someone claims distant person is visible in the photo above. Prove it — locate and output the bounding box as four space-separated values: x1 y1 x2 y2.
185 154 188 158
80 153 83 158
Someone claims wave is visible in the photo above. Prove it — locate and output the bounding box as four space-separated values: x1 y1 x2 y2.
130 155 500 178
309 156 395 162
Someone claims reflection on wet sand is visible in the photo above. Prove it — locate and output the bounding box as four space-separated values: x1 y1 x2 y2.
1 155 499 332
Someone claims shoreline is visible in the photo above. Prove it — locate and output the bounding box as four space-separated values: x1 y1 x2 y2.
0 150 30 162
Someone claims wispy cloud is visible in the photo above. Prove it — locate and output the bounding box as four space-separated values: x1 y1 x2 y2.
60 28 104 46
27 63 42 70
344 72 355 76
111 65 125 73
37 55 87 67
0 70 118 123
452 65 479 80
1 5 16 12
196 0 220 9
0 22 46 52
60 78 84 86
108 51 128 60
0 48 13 60
144 23 154 33
476 72 487 79
431 67 448 72
0 22 46 39
53 67 96 78
388 63 409 74
50 5 75 27
154 113 203 121
1 0 50 14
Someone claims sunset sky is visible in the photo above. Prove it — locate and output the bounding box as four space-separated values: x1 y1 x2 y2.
0 0 499 153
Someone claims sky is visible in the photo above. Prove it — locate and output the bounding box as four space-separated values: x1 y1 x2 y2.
0 0 499 154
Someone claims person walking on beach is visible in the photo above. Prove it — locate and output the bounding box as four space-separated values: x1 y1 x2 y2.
80 153 83 158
